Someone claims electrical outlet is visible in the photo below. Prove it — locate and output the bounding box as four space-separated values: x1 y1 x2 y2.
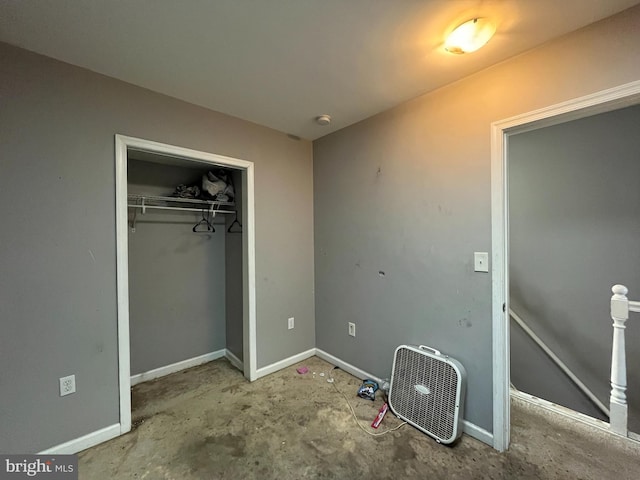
59 375 76 396
348 322 356 337
288 317 295 330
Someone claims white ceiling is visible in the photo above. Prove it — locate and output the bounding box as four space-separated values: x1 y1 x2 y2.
1 0 638 140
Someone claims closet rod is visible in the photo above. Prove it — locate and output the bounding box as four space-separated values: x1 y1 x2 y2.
128 194 234 207
127 204 235 214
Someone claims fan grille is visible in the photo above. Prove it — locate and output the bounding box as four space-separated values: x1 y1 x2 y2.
389 347 460 442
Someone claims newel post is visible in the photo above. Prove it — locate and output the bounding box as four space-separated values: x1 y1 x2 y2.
610 284 629 436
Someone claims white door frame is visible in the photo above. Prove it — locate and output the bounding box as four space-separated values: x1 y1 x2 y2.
490 80 640 452
114 134 257 435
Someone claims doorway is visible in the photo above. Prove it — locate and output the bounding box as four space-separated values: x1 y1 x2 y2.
490 80 640 451
507 105 640 431
115 135 257 435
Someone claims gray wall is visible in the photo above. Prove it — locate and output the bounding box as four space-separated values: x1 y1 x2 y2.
226 169 244 361
128 160 227 375
511 323 607 420
0 42 314 453
509 105 640 431
313 7 640 433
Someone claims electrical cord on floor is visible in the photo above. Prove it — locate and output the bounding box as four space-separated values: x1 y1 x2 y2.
328 367 407 437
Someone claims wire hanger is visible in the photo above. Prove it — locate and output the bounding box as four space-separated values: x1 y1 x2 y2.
227 211 242 233
193 208 215 233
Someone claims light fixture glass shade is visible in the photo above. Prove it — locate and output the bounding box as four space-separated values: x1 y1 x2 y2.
445 18 495 54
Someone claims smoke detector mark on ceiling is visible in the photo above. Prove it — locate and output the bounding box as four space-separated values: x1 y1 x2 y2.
315 114 332 126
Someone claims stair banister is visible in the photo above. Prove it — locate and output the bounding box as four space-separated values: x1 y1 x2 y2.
609 284 640 436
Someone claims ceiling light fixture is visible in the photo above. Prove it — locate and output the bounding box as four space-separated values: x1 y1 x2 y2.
445 18 495 55
315 114 331 126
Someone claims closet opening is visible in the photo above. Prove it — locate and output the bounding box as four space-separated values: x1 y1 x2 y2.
115 135 257 435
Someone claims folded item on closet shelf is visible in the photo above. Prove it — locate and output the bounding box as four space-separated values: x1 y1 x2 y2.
174 184 201 198
202 169 235 201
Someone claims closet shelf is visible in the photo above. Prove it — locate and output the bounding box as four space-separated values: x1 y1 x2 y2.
127 194 235 214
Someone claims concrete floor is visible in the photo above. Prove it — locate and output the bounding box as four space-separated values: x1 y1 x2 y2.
79 356 640 479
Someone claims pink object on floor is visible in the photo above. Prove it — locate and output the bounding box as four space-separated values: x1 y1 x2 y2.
371 402 389 429
296 366 309 374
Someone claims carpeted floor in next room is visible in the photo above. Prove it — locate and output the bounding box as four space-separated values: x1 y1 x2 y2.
78 356 640 479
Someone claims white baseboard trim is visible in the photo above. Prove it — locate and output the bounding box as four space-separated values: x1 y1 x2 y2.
510 389 640 444
38 349 496 455
39 423 120 455
254 348 316 379
225 349 244 371
462 420 494 445
315 349 382 383
510 389 609 429
130 349 226 386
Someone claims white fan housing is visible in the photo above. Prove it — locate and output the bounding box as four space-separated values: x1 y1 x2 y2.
389 345 466 444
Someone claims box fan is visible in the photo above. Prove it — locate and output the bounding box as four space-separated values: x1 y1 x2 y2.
388 345 466 444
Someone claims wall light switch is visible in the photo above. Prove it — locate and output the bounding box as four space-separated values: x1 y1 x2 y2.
474 252 489 273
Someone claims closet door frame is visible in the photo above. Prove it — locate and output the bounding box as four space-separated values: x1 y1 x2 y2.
114 134 257 435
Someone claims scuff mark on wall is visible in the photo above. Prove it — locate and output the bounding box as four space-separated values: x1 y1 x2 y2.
458 318 472 328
